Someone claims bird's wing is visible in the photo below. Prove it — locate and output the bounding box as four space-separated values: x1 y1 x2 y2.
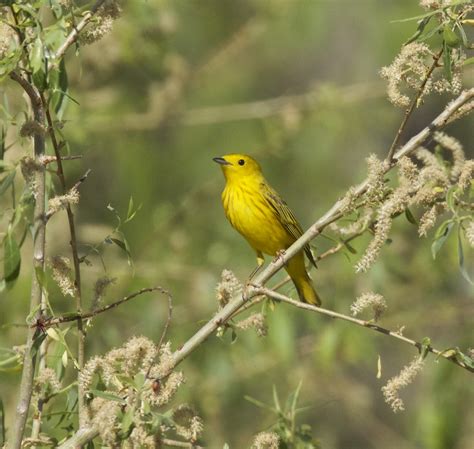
260 182 317 267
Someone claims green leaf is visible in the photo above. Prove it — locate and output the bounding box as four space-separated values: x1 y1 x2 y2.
464 57 474 66
230 329 238 344
109 236 133 267
52 59 69 117
0 170 15 196
391 10 441 23
443 26 460 47
404 16 431 45
120 408 135 437
405 208 418 225
4 232 21 285
30 37 44 74
455 350 474 369
458 225 474 285
431 221 454 259
89 390 125 403
31 329 47 358
443 42 452 82
133 372 145 390
343 241 357 254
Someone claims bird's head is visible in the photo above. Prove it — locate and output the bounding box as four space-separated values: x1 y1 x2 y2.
213 154 263 183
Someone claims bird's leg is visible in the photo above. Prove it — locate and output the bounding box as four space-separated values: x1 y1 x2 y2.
248 252 265 281
274 249 287 265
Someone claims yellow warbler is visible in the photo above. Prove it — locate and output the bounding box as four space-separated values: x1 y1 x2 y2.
213 153 321 306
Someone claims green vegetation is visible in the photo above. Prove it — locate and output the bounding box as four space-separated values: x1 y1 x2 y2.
0 1 473 448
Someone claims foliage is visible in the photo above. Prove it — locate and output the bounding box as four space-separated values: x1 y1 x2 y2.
0 0 473 448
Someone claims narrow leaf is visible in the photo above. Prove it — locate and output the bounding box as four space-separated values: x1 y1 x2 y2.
431 221 454 259
458 226 474 285
405 208 418 225
89 390 125 403
4 232 21 285
0 170 15 196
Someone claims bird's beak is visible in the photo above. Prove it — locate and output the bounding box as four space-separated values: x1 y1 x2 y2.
213 157 232 166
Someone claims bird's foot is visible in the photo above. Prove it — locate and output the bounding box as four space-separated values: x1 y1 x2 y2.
274 249 287 264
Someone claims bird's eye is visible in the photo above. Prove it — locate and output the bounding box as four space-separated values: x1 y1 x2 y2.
238 159 245 166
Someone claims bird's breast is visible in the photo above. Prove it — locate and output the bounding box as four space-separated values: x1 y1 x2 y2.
222 183 293 255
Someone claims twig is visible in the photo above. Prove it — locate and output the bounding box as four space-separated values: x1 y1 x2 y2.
39 287 167 328
386 49 444 162
256 287 474 373
162 439 204 449
8 72 47 449
42 155 83 165
183 81 384 125
55 89 474 449
42 94 90 427
53 0 107 64
158 290 173 349
45 169 91 220
56 427 100 449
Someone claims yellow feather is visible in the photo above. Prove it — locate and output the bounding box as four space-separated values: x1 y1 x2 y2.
214 153 321 306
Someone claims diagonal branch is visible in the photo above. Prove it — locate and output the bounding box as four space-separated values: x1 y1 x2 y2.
255 287 474 373
56 88 474 449
169 88 474 369
39 287 169 327
53 0 107 63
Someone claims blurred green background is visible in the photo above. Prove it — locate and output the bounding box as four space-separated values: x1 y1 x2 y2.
1 0 473 447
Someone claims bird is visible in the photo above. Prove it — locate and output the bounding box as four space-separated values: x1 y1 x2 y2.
213 153 321 306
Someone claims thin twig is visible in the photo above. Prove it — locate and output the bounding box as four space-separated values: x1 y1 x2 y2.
158 290 173 349
45 169 91 220
42 155 83 165
255 287 474 373
183 81 384 125
386 49 444 162
53 0 107 64
162 439 204 449
9 72 47 449
42 94 89 427
39 287 167 328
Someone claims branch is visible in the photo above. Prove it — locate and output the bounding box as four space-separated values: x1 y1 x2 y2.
56 427 100 449
170 88 474 369
53 0 106 63
162 439 204 449
255 287 474 373
8 73 47 449
39 287 169 328
182 81 384 125
55 88 474 448
42 94 90 427
386 48 444 161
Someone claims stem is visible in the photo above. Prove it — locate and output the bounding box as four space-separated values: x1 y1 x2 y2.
53 0 107 64
8 72 47 449
256 287 473 373
41 287 167 327
386 48 444 162
42 97 87 427
29 339 48 448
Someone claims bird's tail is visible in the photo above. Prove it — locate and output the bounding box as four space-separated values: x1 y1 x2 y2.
285 253 322 306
